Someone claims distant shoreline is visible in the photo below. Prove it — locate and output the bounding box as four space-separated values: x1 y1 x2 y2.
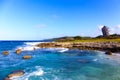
36 42 120 53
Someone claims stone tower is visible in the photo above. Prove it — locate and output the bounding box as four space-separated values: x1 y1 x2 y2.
102 26 109 37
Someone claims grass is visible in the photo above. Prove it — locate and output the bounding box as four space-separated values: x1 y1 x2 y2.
56 38 120 43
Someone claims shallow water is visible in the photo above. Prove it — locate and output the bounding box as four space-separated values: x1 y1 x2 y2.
0 41 120 80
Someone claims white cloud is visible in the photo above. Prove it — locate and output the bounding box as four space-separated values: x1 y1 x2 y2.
109 27 115 34
98 25 103 30
97 25 118 34
96 25 120 36
107 25 120 34
117 25 120 29
115 25 120 34
80 33 84 36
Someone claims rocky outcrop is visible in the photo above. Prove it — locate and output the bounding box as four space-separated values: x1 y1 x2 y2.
3 51 9 56
23 55 32 59
4 77 11 80
5 70 24 80
105 51 112 55
16 49 22 54
36 42 120 52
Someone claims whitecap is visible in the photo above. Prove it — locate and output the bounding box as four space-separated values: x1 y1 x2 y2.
12 67 44 80
58 48 69 52
93 58 98 61
43 48 69 53
10 76 22 80
22 46 35 51
32 68 44 76
14 42 43 51
25 42 46 46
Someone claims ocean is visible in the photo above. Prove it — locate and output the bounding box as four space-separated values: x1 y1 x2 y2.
0 41 120 80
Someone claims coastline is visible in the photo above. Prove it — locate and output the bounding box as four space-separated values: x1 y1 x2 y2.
36 42 120 53
2 41 120 80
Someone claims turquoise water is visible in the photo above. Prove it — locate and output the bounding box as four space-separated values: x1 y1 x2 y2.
0 41 120 80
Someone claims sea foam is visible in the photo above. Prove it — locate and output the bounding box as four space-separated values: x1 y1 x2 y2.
44 48 69 52
58 48 69 52
16 42 43 51
25 42 45 46
12 67 44 80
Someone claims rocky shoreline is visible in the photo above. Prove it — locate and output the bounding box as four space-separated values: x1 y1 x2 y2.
36 42 120 53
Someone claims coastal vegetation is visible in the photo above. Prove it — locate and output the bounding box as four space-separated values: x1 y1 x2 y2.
37 26 120 53
55 34 120 42
55 26 120 43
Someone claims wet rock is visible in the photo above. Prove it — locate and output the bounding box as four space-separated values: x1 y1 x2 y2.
4 77 11 80
23 55 32 59
37 42 55 48
105 51 112 55
78 59 89 63
16 49 22 54
7 70 24 79
3 51 9 56
33 47 36 50
36 42 120 53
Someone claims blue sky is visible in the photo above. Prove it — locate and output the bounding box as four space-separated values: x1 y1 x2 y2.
0 0 120 40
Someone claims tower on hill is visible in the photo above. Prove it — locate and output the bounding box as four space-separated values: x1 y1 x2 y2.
102 26 109 37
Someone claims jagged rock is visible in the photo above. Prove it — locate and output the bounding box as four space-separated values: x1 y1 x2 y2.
3 51 9 56
36 42 120 53
16 49 22 54
23 55 32 59
105 51 112 55
37 42 55 48
7 70 24 79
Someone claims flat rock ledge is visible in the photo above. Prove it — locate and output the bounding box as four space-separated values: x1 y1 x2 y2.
36 42 120 52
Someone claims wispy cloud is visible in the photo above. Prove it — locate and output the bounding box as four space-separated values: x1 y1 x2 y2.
115 25 120 34
97 25 120 34
97 25 104 35
97 25 118 34
109 25 120 34
109 27 115 34
117 25 120 29
98 25 103 30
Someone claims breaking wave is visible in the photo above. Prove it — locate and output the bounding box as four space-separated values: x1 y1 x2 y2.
12 66 44 80
15 42 43 51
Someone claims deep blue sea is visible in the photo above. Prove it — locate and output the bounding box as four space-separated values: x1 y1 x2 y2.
0 41 120 80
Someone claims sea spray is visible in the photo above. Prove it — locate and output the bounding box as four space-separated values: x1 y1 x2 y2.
12 66 44 80
15 42 42 51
